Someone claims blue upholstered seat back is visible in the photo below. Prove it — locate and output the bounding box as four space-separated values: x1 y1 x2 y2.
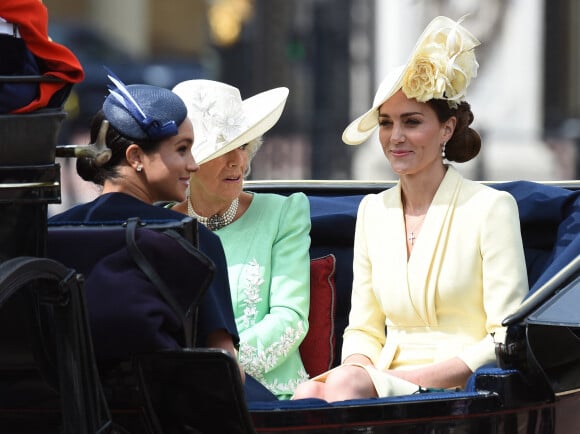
494 181 580 294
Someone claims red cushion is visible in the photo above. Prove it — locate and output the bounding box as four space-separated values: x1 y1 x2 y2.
300 254 337 377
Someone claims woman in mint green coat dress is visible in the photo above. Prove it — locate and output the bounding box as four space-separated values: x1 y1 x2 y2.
171 80 311 400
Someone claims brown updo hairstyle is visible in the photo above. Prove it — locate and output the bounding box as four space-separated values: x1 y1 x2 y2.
76 111 159 185
426 100 481 163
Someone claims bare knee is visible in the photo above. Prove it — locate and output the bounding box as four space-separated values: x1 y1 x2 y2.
325 365 376 402
293 380 326 400
293 366 376 402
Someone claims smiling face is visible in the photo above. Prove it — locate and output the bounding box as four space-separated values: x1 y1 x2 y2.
139 117 197 202
189 145 249 215
378 90 455 178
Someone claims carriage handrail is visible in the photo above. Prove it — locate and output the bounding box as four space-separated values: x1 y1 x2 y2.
0 75 65 83
55 120 112 164
0 181 59 188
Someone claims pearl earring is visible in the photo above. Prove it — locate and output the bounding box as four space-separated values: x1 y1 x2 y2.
441 142 447 159
136 164 143 172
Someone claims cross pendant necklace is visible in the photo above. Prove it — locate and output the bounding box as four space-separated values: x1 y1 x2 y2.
403 195 429 248
405 213 426 246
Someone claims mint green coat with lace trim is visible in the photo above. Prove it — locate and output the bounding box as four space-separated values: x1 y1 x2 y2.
215 192 311 399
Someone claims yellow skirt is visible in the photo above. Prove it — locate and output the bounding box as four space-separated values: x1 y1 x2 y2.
312 363 420 397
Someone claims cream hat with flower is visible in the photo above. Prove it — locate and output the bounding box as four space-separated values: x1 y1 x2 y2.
342 16 480 145
172 79 289 164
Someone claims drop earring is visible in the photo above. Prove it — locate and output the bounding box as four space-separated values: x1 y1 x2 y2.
441 142 447 159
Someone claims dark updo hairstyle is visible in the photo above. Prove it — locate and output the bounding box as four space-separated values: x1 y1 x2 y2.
76 111 159 185
426 99 481 163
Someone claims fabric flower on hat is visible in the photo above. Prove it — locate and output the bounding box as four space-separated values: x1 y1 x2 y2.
342 16 480 145
402 18 479 108
211 93 248 146
189 87 216 121
190 89 247 155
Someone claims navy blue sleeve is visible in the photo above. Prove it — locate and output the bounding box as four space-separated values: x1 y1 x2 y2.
195 226 240 348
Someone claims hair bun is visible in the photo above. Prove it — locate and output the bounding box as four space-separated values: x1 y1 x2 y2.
444 102 481 163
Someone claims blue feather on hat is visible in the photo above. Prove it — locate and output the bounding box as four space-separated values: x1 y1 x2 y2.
102 67 185 140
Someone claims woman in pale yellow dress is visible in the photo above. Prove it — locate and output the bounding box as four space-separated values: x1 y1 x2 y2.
293 16 529 402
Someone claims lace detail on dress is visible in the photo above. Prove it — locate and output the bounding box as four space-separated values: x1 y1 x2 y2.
259 369 310 398
239 320 308 395
239 259 264 329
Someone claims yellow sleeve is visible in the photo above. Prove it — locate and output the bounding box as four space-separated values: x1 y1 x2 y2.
341 195 386 365
458 191 528 371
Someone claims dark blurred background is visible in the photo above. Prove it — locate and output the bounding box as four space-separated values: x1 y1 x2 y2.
43 0 580 186
44 0 359 182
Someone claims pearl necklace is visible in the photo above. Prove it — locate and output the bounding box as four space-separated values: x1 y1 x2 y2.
187 196 239 231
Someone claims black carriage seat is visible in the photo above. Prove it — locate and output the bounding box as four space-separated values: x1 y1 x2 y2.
46 217 256 434
47 216 209 353
0 76 111 432
0 256 112 434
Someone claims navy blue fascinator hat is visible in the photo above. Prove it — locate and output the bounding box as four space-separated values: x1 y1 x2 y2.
102 68 187 141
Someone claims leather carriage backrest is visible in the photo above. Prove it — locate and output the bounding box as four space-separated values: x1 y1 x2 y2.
46 217 199 276
46 217 214 360
0 256 112 431
47 225 126 277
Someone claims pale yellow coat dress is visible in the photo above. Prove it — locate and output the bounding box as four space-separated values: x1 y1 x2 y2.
339 166 529 396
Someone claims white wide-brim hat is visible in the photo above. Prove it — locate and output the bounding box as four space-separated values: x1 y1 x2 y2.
172 79 289 164
342 16 480 145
